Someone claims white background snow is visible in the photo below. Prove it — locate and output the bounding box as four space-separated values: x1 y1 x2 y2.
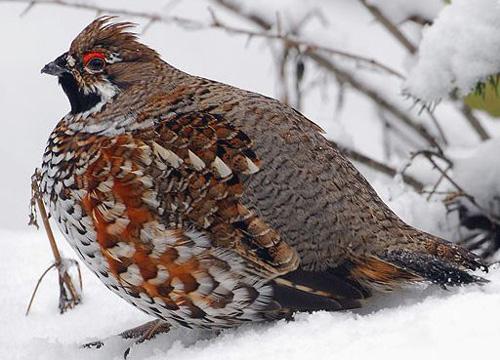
1 1 500 359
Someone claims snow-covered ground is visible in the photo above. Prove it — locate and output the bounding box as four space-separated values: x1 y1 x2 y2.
1 0 500 359
2 229 499 360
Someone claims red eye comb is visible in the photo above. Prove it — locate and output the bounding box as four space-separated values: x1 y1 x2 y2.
83 51 106 65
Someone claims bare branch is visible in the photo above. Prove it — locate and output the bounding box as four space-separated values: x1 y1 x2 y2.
406 151 500 225
312 52 441 149
25 263 55 316
459 103 491 141
209 2 404 79
277 47 291 105
212 0 273 30
3 0 204 29
425 108 449 146
406 14 433 27
418 152 475 204
294 54 305 110
358 0 417 54
1 0 403 79
19 0 35 16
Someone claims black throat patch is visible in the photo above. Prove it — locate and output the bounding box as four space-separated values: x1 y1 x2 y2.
58 73 101 114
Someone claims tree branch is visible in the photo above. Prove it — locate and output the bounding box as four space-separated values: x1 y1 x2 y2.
459 103 490 141
358 0 417 54
208 6 404 79
309 52 441 149
4 0 204 28
1 0 403 79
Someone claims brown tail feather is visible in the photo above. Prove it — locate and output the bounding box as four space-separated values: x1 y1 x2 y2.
347 256 422 290
348 248 487 290
272 235 488 314
352 231 489 288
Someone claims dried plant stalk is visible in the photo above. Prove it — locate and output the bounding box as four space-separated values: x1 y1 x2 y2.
27 169 82 315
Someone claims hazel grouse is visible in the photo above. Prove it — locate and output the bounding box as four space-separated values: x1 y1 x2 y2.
40 17 486 345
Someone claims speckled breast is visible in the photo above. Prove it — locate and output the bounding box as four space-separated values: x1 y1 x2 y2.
40 117 281 330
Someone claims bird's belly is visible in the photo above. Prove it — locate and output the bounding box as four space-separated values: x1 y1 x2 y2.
40 180 181 328
47 189 123 290
47 196 196 327
45 188 269 330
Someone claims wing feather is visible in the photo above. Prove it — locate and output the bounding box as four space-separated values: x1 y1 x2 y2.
138 111 300 278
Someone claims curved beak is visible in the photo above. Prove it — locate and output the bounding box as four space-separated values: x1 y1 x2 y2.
41 53 70 77
41 61 67 76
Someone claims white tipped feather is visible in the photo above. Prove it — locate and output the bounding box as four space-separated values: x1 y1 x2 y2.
212 156 232 178
153 142 183 168
245 157 260 174
188 150 206 170
107 241 135 259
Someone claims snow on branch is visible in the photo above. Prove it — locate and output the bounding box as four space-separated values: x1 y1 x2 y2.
405 0 500 102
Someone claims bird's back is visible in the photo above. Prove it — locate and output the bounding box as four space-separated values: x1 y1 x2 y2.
152 75 412 270
150 73 486 289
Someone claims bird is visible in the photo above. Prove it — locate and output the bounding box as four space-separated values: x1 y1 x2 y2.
40 16 487 350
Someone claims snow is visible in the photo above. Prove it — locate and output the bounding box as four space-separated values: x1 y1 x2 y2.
1 0 500 359
406 0 500 101
379 180 459 239
453 138 500 213
1 228 499 360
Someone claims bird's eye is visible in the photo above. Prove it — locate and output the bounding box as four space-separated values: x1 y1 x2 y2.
83 52 106 72
87 58 105 71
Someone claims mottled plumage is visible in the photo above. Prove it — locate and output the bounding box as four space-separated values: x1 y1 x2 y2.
40 17 486 339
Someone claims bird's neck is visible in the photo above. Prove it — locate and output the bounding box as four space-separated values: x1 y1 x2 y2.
59 73 119 117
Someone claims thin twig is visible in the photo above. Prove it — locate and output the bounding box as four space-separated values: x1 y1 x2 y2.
425 108 448 146
411 151 500 225
208 5 404 79
358 0 417 54
25 263 56 315
277 46 291 105
405 15 433 27
32 178 62 266
19 0 34 16
29 169 82 313
294 54 305 110
410 149 453 167
312 51 441 149
3 0 203 29
421 190 457 196
378 109 423 152
425 171 447 201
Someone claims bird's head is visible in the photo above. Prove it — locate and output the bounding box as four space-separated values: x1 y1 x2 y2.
42 16 160 115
